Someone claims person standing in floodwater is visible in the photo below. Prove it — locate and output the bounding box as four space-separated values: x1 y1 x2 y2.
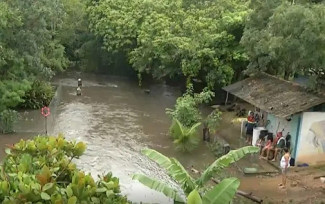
78 78 82 87
76 87 81 96
245 111 256 145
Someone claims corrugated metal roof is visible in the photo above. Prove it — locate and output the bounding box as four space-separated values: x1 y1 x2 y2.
223 73 325 118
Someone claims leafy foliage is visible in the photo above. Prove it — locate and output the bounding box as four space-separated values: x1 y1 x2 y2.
241 0 325 88
187 189 202 204
0 135 129 203
0 109 18 133
18 80 55 109
132 174 185 203
88 0 250 88
197 146 259 186
208 140 225 158
166 84 214 128
141 149 196 195
201 177 239 204
135 147 259 203
205 109 222 134
0 0 97 113
170 119 201 152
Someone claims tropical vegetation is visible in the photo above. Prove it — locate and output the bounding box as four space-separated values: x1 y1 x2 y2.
0 135 129 203
132 146 259 203
169 119 201 152
2 0 325 133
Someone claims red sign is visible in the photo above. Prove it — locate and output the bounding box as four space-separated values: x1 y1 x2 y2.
41 106 50 117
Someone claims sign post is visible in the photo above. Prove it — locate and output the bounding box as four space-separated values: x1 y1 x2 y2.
41 106 50 135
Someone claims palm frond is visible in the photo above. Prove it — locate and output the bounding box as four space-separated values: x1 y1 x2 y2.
132 174 185 203
196 146 259 186
169 158 196 194
202 178 240 204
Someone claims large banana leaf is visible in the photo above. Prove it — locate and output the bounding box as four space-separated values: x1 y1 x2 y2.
141 148 196 195
187 122 201 136
173 120 201 152
202 177 240 204
132 174 185 203
170 119 184 139
169 158 196 194
196 146 259 186
187 189 203 204
141 149 172 169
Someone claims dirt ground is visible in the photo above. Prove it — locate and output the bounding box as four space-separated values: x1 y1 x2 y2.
239 166 325 204
216 105 325 204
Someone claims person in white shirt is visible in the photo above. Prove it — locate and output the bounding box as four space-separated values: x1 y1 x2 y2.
279 147 290 189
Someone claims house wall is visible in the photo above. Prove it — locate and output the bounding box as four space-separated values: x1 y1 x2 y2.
296 112 325 165
266 113 301 158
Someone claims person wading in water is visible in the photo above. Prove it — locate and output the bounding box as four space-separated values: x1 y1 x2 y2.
77 78 82 96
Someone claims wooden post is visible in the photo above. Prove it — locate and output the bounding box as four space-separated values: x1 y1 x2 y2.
191 167 263 204
225 91 229 105
45 117 48 135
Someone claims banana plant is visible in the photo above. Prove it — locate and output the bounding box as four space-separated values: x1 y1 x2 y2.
132 146 259 204
169 118 201 152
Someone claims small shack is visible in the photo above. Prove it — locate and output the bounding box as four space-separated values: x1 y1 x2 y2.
223 73 325 165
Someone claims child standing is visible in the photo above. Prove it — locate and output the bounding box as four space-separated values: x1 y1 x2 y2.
279 148 290 189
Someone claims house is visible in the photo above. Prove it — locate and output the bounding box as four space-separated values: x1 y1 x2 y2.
223 73 325 165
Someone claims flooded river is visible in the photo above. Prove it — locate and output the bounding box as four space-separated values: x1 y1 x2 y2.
1 74 216 203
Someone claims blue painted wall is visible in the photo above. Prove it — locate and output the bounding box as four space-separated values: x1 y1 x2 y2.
266 113 301 158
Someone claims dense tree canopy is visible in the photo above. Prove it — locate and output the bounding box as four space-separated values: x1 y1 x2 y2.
241 0 325 87
0 0 94 113
88 0 249 89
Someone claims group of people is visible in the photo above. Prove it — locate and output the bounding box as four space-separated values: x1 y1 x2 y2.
245 110 291 189
258 132 291 189
258 130 290 161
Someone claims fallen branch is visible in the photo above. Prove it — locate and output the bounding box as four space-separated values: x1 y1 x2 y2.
191 167 263 204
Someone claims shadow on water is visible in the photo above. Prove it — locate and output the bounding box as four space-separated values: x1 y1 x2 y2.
1 74 216 203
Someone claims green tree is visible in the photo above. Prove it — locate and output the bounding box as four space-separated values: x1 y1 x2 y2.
88 0 250 89
0 135 129 203
133 147 259 203
166 84 214 128
241 0 325 87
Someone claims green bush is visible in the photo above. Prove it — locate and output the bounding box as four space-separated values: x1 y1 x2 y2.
0 109 18 134
0 135 129 203
169 119 201 152
18 80 55 109
205 109 222 134
166 84 214 128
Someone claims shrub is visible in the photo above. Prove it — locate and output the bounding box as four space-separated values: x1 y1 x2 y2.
169 119 201 152
0 135 129 203
18 80 55 109
0 109 18 134
205 109 222 134
166 84 214 128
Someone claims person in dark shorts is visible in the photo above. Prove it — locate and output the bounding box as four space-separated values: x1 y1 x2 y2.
245 112 256 145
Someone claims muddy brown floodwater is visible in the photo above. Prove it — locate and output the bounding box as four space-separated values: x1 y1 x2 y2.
1 74 217 203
